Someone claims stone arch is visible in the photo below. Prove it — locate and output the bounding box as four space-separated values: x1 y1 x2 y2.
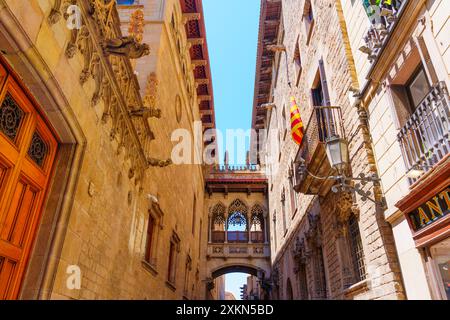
227 199 249 235
211 264 260 279
227 198 249 216
211 203 226 225
250 204 265 229
249 204 266 243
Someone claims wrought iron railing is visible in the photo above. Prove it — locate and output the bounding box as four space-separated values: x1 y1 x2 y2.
398 82 450 182
359 0 407 63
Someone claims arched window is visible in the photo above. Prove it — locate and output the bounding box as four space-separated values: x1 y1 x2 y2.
250 204 265 243
211 203 226 243
348 213 366 282
227 199 248 243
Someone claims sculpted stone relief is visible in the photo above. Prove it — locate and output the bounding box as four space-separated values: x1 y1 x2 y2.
48 0 172 180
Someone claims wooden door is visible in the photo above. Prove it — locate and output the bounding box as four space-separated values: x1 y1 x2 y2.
0 59 58 299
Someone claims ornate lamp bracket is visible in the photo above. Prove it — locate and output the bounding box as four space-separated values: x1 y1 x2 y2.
330 173 386 209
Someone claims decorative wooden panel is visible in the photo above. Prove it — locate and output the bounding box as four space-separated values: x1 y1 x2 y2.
0 58 58 299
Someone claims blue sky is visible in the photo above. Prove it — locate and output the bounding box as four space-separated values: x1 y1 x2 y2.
203 0 260 166
203 0 260 299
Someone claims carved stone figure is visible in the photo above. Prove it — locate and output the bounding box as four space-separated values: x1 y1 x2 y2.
148 158 172 168
101 36 150 59
129 107 162 119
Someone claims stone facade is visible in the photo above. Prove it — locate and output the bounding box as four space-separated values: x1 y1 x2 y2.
340 0 450 300
253 0 405 300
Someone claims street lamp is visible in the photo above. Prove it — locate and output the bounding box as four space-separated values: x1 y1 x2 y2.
325 136 349 174
295 134 385 207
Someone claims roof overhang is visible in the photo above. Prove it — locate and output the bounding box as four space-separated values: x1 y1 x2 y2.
250 0 282 159
180 0 216 132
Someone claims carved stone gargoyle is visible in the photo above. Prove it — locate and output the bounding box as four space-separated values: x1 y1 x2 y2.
148 158 172 168
129 107 162 119
101 36 150 59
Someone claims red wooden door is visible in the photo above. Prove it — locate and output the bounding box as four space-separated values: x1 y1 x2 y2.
0 59 58 299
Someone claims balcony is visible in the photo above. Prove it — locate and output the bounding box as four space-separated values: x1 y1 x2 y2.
211 231 265 244
398 82 450 182
294 106 344 196
359 0 408 63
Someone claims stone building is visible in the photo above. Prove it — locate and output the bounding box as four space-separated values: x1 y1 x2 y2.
203 163 272 300
0 0 214 299
240 275 263 300
252 0 406 299
208 275 225 300
340 0 449 300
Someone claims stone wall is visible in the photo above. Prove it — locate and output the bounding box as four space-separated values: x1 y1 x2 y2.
340 0 450 299
261 0 405 300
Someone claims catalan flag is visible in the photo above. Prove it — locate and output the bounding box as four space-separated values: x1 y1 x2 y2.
290 96 304 145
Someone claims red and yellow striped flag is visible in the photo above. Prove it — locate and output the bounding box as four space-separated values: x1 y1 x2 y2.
290 96 304 145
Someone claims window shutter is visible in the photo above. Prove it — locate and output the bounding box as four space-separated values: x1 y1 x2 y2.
319 59 331 106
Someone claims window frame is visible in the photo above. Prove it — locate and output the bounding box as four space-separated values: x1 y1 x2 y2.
166 231 181 290
405 64 431 113
347 214 367 283
142 200 164 275
144 214 156 264
293 38 303 86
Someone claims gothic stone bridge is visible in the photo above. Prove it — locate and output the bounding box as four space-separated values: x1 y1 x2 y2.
204 165 271 295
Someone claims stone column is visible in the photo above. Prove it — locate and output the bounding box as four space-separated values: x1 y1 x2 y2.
248 223 252 244
224 217 228 243
264 215 269 244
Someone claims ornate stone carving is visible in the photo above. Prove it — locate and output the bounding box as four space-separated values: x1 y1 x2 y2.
129 107 161 119
212 246 223 254
292 237 305 260
101 36 150 59
48 0 170 184
148 158 172 167
336 192 354 223
128 9 144 43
